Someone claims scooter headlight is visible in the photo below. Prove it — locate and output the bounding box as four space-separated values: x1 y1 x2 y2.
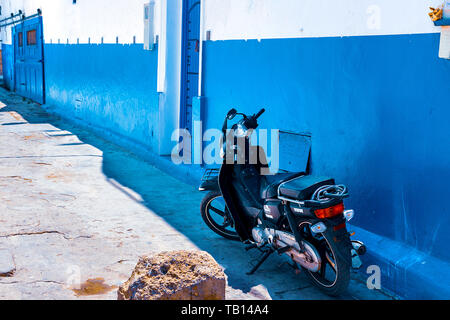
234 123 248 138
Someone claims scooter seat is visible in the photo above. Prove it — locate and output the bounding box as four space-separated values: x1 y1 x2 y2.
278 175 335 200
260 172 304 199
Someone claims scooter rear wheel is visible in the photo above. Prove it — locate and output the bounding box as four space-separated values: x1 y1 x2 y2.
201 191 240 241
299 221 351 296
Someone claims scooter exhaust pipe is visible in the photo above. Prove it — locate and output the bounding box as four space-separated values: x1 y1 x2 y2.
252 227 321 272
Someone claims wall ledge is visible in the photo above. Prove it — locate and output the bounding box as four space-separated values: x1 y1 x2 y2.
351 224 450 300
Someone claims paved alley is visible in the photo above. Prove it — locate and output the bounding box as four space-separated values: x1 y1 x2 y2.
0 87 391 300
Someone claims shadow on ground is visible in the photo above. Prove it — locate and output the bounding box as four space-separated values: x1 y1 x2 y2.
0 90 387 300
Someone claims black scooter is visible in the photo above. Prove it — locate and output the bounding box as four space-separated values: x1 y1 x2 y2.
199 108 366 296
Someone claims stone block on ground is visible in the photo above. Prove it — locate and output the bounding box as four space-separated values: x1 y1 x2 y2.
118 250 226 300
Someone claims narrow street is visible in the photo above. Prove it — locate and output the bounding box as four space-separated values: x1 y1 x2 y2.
0 87 390 300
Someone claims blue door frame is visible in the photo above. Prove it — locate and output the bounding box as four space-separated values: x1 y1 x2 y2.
13 16 45 104
180 0 201 133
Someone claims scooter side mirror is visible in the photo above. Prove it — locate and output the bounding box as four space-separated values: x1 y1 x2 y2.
227 108 237 120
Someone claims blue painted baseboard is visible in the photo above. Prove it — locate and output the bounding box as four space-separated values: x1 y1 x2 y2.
352 225 450 299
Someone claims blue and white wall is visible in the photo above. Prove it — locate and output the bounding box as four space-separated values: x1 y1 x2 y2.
1 0 450 299
199 0 450 298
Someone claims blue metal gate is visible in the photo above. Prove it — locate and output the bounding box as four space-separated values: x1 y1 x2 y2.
13 16 45 104
180 0 201 133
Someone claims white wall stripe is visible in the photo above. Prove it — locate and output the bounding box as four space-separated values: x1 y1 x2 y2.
203 0 443 41
0 0 160 45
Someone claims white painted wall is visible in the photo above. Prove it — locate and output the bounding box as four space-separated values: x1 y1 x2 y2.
0 0 161 44
157 0 183 155
202 0 444 41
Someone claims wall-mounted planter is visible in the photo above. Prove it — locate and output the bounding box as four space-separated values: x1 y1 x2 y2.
434 18 450 26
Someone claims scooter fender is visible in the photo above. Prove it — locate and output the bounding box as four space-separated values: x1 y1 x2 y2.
198 176 220 192
322 216 353 266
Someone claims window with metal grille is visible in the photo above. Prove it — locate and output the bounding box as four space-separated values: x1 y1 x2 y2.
27 29 37 45
18 32 23 47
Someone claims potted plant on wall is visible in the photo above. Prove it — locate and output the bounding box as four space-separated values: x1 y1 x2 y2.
429 2 450 25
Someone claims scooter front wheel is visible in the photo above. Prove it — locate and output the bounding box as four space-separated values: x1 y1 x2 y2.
200 191 240 241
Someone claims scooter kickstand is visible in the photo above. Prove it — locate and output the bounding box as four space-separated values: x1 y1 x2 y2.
245 243 258 251
246 248 274 275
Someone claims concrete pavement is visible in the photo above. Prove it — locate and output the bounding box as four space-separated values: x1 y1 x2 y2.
0 87 391 300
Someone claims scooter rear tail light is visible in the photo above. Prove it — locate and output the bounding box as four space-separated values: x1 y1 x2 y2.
314 203 344 219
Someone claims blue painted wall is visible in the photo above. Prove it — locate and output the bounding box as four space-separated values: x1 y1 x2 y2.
201 33 450 263
1 44 14 91
44 43 160 152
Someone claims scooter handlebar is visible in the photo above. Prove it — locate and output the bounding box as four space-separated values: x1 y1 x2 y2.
254 108 265 120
